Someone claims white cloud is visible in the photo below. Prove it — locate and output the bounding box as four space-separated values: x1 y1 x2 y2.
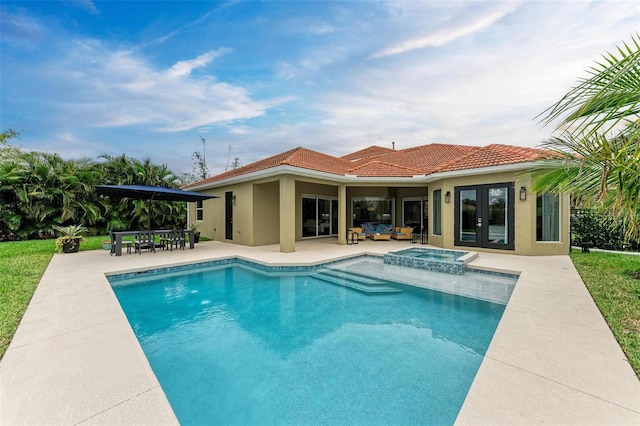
74 0 100 15
35 41 289 132
275 60 298 79
285 18 337 35
371 2 522 59
166 48 232 78
0 9 44 42
3 0 639 173
143 9 216 48
228 126 251 135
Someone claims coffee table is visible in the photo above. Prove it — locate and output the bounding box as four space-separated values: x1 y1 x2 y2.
370 233 391 241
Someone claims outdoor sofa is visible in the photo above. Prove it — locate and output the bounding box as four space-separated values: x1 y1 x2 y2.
349 224 413 240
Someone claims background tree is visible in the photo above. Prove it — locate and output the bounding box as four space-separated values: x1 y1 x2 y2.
191 151 209 180
534 34 640 243
230 157 242 170
96 154 186 231
1 136 188 240
0 129 22 162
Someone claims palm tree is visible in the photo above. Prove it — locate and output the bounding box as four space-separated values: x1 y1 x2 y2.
534 34 640 242
95 154 186 230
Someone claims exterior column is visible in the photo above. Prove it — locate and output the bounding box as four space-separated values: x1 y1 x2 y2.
279 174 296 253
338 184 347 245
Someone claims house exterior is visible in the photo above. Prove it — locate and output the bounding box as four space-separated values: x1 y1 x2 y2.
183 143 569 256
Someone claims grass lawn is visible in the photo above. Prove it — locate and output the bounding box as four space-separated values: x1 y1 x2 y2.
570 248 640 378
0 236 108 359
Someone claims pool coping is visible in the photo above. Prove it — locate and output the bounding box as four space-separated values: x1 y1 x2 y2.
1 240 639 424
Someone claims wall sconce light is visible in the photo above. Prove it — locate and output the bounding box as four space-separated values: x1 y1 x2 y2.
232 195 237 206
444 191 451 203
519 186 527 201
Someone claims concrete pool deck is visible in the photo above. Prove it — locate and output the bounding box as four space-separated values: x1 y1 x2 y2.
1 240 639 424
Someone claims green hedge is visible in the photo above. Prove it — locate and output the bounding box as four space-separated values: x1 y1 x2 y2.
571 209 639 251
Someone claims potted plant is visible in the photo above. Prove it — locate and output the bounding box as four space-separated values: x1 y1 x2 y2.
101 240 112 251
189 223 201 243
53 225 88 253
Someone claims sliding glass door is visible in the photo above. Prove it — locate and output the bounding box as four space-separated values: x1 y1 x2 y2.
302 195 338 238
403 197 428 233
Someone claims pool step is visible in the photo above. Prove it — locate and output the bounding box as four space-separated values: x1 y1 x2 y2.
312 269 402 294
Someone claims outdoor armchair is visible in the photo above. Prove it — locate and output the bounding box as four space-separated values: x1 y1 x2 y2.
134 230 156 254
161 229 186 251
391 227 413 240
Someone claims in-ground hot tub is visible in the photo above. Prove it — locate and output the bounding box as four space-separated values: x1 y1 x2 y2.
383 247 478 275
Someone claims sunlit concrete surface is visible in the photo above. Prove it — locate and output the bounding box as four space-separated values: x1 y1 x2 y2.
1 239 638 425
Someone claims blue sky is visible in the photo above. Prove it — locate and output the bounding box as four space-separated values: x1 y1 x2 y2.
1 1 638 175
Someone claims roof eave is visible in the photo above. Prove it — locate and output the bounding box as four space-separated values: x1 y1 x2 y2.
186 165 350 190
425 161 542 181
187 161 548 190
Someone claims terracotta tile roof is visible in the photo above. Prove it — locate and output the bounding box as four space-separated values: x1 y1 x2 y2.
435 144 551 172
341 145 395 161
281 147 353 174
182 147 351 188
347 161 423 177
367 144 481 174
183 142 551 188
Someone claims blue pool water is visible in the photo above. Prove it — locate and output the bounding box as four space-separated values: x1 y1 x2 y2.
109 259 506 425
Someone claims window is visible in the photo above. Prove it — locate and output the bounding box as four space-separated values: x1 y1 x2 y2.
536 193 559 241
352 197 394 227
196 200 203 221
433 189 442 235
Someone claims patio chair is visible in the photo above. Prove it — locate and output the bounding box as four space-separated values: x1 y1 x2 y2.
109 231 132 255
134 230 156 254
391 227 413 240
160 229 186 251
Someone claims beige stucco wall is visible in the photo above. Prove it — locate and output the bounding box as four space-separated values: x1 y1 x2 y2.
190 169 569 255
187 195 218 240
253 181 280 245
427 171 569 256
187 181 260 245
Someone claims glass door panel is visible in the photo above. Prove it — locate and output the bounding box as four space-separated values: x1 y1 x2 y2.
487 187 508 244
403 199 423 233
318 198 331 236
459 189 478 244
302 197 317 238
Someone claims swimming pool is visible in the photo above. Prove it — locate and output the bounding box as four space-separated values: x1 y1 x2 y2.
109 257 507 425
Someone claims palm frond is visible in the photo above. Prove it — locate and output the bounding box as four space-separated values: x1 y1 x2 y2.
538 34 640 140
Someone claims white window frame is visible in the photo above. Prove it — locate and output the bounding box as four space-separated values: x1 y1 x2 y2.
536 193 561 242
196 200 204 221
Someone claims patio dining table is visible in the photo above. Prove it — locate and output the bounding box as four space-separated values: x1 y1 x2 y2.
112 229 195 256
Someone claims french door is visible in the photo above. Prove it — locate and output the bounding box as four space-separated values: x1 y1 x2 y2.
454 183 514 250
